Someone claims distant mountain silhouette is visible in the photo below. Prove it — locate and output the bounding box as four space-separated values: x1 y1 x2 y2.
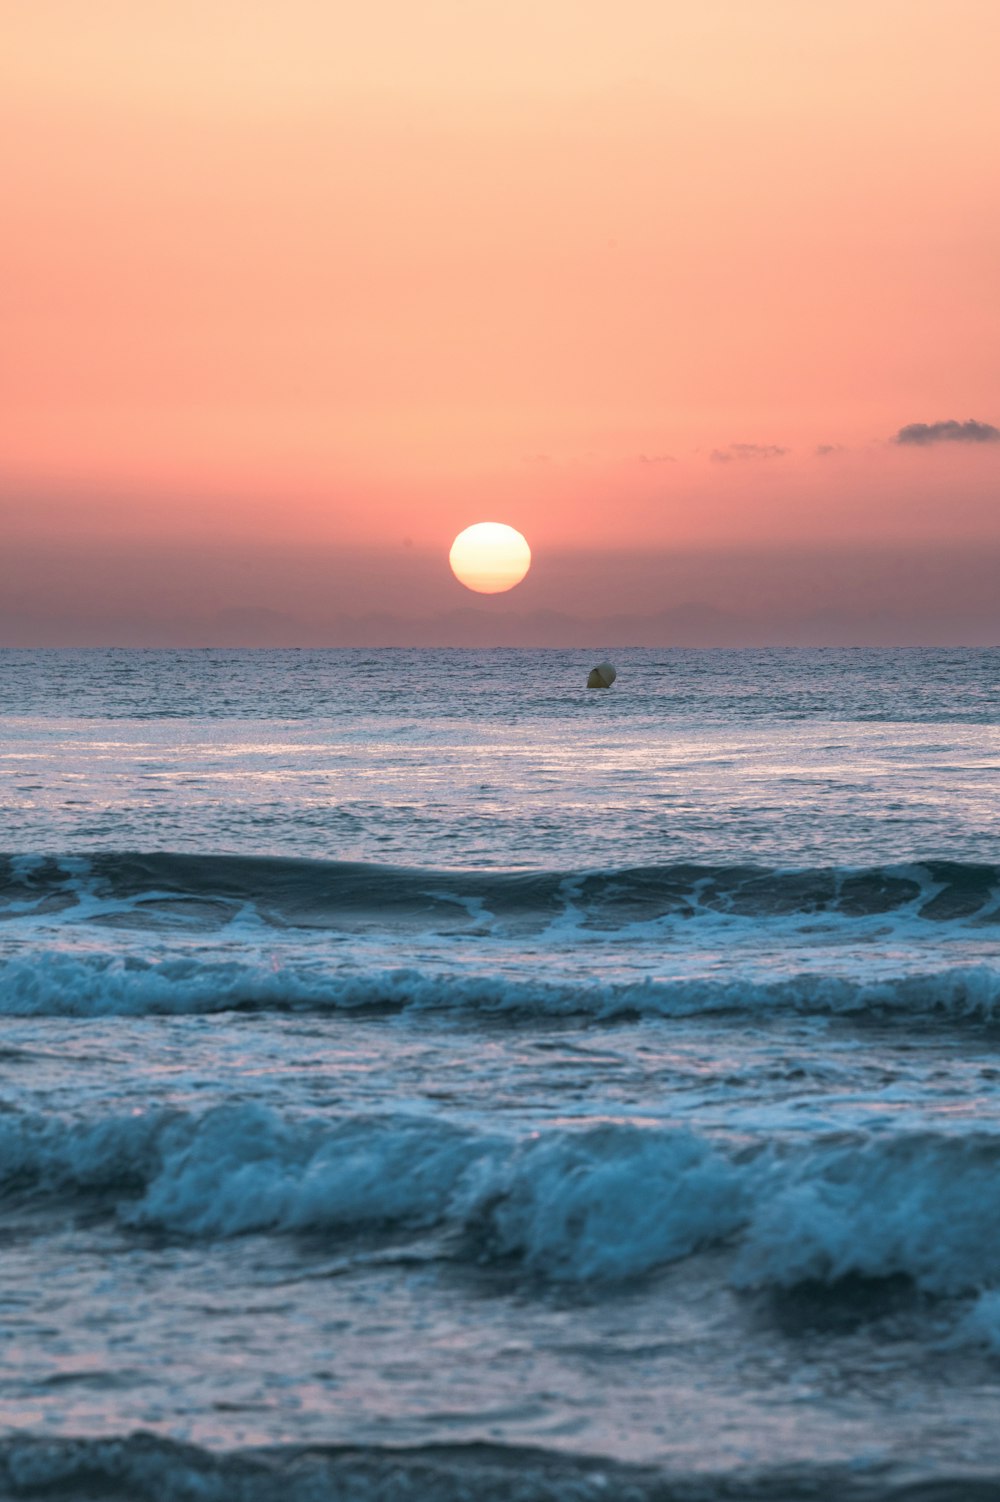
1 601 997 648
194 603 997 650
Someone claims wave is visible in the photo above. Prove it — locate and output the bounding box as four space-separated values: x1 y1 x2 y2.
0 1431 971 1502
7 1104 1000 1295
3 853 998 1022
3 852 999 934
1 949 999 1021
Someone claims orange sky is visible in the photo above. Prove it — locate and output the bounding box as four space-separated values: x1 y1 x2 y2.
2 0 999 637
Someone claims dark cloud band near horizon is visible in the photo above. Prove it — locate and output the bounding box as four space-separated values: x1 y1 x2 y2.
894 419 1000 446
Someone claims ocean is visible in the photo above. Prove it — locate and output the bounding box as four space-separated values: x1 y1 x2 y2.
1 647 999 1501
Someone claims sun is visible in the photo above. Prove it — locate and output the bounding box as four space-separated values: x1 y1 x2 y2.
449 522 531 594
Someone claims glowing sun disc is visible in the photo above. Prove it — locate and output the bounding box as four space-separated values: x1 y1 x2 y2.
449 522 531 594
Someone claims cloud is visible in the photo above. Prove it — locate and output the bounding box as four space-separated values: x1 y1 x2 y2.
637 452 676 465
711 443 788 463
893 419 1000 446
815 443 845 457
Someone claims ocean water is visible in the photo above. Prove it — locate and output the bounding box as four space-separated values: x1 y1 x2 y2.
1 646 999 1501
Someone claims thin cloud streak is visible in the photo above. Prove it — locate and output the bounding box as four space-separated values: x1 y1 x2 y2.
711 444 788 463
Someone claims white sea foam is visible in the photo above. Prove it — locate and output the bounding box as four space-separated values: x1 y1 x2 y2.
6 1105 1000 1298
0 947 998 1021
953 1291 1000 1355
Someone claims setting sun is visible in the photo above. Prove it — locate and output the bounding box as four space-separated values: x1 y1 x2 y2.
449 523 531 594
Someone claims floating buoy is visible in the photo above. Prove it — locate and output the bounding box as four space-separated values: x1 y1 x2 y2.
587 662 617 688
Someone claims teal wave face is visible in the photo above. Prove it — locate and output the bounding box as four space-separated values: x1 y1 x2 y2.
2 854 999 933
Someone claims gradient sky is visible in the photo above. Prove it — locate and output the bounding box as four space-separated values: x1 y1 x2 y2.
3 1 999 641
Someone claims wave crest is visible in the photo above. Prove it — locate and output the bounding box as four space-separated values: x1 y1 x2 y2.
1 950 999 1021
7 1105 1000 1296
3 852 999 933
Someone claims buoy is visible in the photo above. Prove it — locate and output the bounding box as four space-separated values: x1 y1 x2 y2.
587 662 617 688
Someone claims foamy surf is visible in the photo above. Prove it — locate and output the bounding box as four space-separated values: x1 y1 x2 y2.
6 1102 1000 1301
1 852 998 1022
1 949 999 1020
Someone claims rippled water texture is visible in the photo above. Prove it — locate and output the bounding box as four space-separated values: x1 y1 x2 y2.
2 647 998 864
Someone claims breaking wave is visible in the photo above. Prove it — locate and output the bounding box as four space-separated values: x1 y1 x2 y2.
6 1103 1000 1296
0 950 998 1021
2 852 999 1022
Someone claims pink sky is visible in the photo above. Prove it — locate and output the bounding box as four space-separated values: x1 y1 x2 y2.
2 1 998 641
